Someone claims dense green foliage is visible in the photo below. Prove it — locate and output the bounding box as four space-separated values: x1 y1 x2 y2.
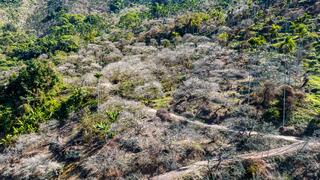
0 13 106 60
55 88 97 121
0 61 98 144
109 0 125 13
119 10 144 30
0 60 62 143
0 3 108 144
46 0 66 21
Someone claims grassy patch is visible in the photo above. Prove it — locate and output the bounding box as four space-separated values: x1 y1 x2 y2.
81 109 121 142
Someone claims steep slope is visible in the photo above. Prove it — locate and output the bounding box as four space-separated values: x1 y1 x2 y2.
0 0 320 179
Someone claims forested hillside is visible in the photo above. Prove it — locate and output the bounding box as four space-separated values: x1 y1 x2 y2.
0 0 319 179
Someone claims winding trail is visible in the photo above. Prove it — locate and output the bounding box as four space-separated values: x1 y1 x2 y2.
146 108 319 180
151 142 309 180
146 108 303 143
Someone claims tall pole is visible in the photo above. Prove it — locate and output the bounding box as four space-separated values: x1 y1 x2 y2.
282 61 287 127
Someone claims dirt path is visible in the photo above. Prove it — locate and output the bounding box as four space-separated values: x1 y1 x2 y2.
146 108 319 180
146 108 303 143
151 141 318 180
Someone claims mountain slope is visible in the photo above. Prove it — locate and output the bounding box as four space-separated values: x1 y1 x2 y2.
0 0 319 179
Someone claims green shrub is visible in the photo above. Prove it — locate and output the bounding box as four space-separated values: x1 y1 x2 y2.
218 32 229 43
0 60 63 142
119 11 143 30
305 117 320 136
274 36 297 53
209 9 226 24
1 23 17 32
55 35 80 52
0 106 13 138
293 23 309 37
10 41 44 60
0 63 99 143
260 85 305 126
4 13 106 60
248 35 266 47
46 0 65 20
243 159 268 178
176 12 209 34
148 96 172 109
81 109 120 141
151 3 169 18
262 106 280 124
4 60 60 98
270 24 281 38
307 75 320 91
106 110 120 123
189 12 209 29
109 0 125 13
55 88 97 120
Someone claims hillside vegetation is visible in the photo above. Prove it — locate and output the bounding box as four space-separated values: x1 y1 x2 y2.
0 0 319 179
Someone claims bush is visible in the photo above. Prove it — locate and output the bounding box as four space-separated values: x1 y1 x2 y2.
269 24 281 38
150 3 169 18
262 106 280 123
4 60 60 98
260 85 304 126
150 0 200 18
119 11 143 30
1 23 17 32
81 109 120 141
109 0 125 13
274 36 297 53
10 40 46 60
218 32 229 43
46 0 65 20
248 35 266 47
209 9 226 24
205 161 245 179
0 60 63 141
305 117 320 136
55 88 97 120
6 13 106 60
176 12 209 34
55 35 80 52
243 159 268 179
